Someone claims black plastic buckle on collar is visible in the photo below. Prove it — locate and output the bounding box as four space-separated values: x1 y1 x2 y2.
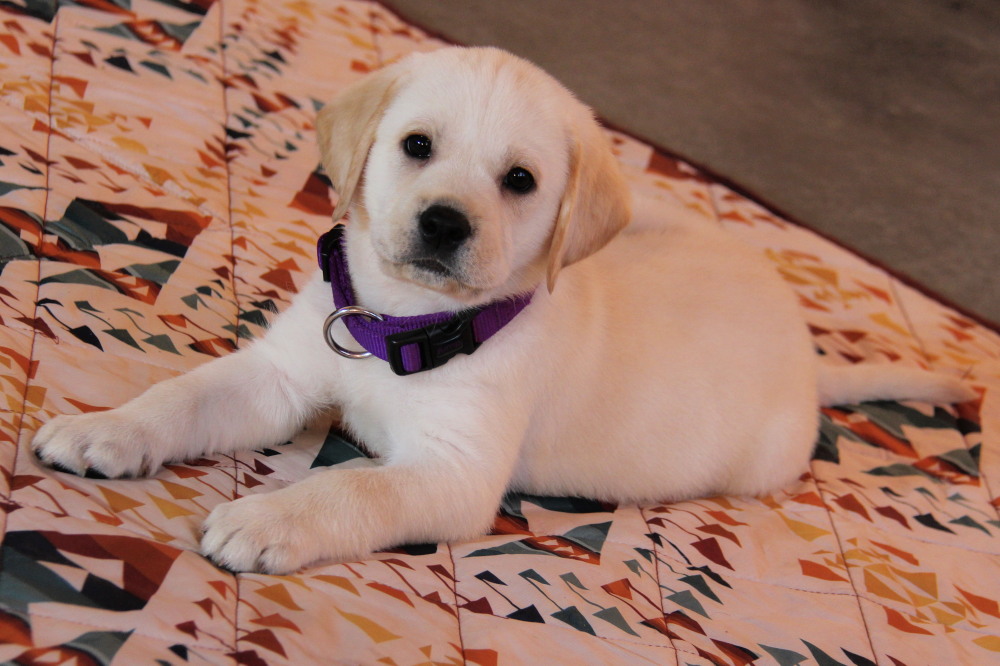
385 308 482 376
319 224 345 283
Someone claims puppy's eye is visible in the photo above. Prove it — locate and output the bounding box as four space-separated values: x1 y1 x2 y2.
403 134 432 159
503 166 535 194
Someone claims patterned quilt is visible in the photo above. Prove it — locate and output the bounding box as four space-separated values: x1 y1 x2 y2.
1 1 999 664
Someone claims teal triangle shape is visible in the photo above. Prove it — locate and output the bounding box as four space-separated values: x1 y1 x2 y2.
140 60 172 78
562 521 611 554
803 641 848 666
949 514 990 535
760 645 808 666
104 328 142 350
623 559 643 576
40 269 118 292
937 448 979 476
680 573 721 603
560 572 587 590
519 569 548 585
67 630 133 664
124 260 180 285
143 334 180 355
593 607 639 637
466 541 550 559
498 494 525 521
160 21 198 43
310 430 367 468
667 590 709 618
551 606 595 635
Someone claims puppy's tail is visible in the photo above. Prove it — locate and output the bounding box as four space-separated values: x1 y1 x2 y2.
818 364 976 407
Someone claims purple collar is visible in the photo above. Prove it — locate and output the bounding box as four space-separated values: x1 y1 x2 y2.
317 225 533 376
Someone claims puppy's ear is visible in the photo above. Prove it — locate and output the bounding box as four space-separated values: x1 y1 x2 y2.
316 64 404 222
546 113 631 292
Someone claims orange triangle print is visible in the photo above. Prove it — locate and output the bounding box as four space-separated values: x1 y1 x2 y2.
98 486 145 513
150 495 196 519
335 609 400 644
255 583 304 611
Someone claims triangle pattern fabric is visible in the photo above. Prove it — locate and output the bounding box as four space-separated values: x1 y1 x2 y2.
0 1 998 664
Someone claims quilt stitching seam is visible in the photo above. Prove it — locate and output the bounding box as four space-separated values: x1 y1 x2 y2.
445 542 468 665
217 2 243 663
810 464 879 662
6 6 58 505
638 505 678 662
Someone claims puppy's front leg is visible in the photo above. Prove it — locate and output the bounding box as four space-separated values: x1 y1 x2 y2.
32 276 339 478
201 414 520 573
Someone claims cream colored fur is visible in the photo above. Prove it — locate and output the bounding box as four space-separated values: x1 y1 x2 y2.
32 47 974 574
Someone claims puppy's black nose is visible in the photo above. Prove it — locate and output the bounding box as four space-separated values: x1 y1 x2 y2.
418 205 471 254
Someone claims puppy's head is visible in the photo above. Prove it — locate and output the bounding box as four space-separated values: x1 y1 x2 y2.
316 47 630 306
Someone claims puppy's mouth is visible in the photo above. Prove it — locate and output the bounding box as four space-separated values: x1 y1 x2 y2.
410 258 454 278
372 238 499 303
383 254 489 303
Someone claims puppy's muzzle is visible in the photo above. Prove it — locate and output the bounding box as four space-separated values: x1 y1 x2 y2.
418 204 472 257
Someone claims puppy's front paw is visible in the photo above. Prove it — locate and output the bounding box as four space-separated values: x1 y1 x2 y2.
32 412 159 478
200 481 376 574
201 494 317 574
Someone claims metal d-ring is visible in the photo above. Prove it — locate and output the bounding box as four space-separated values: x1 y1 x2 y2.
323 306 385 359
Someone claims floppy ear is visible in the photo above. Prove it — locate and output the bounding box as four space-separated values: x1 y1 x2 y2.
316 64 404 223
546 112 632 292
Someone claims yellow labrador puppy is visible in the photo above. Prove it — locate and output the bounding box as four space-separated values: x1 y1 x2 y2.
32 47 972 574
